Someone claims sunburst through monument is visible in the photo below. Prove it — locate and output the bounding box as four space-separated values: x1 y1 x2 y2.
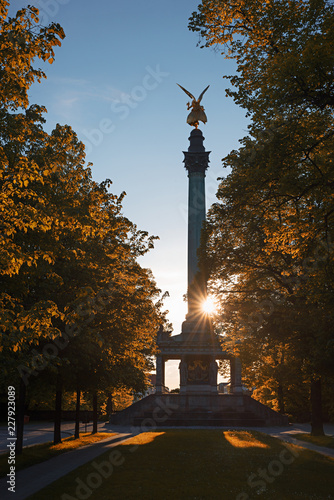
109 86 289 428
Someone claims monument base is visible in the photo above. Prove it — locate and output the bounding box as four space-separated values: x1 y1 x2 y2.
109 393 289 427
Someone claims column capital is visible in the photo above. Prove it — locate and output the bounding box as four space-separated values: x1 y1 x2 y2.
183 151 210 175
183 128 210 175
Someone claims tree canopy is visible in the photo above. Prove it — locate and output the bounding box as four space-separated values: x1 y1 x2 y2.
0 1 165 407
189 0 334 119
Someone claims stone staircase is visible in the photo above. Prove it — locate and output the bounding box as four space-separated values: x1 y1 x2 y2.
110 393 289 427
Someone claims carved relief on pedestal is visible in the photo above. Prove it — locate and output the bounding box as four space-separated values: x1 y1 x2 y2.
187 358 210 385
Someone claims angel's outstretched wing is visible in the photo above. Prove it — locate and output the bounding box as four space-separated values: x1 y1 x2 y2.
197 85 210 103
177 83 195 101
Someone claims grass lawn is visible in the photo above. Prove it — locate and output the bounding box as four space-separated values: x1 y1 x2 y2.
0 432 114 477
27 430 334 500
290 433 334 449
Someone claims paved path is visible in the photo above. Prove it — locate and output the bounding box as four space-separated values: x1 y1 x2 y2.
264 422 334 459
0 422 333 499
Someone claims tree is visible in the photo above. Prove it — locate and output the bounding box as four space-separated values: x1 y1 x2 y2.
0 2 64 111
0 1 166 448
190 0 334 434
3 121 164 443
0 1 64 451
189 0 334 119
0 2 65 375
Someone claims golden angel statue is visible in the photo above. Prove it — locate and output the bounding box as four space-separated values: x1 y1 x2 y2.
177 84 210 128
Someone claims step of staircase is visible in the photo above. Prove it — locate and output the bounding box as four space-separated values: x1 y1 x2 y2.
133 409 266 427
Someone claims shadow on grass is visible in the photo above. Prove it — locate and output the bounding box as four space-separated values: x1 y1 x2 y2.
0 433 115 478
27 430 334 500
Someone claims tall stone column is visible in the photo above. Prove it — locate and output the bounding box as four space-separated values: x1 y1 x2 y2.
182 129 210 335
179 357 188 393
155 354 165 394
230 357 243 394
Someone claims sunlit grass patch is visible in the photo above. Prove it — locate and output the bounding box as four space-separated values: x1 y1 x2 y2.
119 431 165 446
224 430 270 448
49 432 114 451
0 432 115 477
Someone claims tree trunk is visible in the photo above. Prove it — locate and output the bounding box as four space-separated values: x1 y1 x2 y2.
15 378 26 455
74 386 81 439
277 381 285 414
54 375 62 444
92 391 98 434
106 392 113 417
311 377 324 436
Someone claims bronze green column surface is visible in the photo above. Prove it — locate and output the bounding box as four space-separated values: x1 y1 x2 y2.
182 128 210 335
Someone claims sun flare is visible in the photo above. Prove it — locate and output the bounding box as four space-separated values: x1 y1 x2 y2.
202 297 216 314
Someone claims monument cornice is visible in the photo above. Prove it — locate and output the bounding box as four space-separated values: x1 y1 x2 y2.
158 345 229 356
157 334 230 358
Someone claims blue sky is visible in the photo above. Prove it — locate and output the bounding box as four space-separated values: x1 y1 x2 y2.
9 0 249 388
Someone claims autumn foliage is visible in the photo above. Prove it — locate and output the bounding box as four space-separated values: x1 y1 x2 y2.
0 1 165 430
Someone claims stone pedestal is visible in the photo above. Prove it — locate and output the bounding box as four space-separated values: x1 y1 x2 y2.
179 355 218 394
156 329 240 397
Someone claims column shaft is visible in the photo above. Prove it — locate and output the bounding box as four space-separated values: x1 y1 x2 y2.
188 172 206 289
183 129 210 329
